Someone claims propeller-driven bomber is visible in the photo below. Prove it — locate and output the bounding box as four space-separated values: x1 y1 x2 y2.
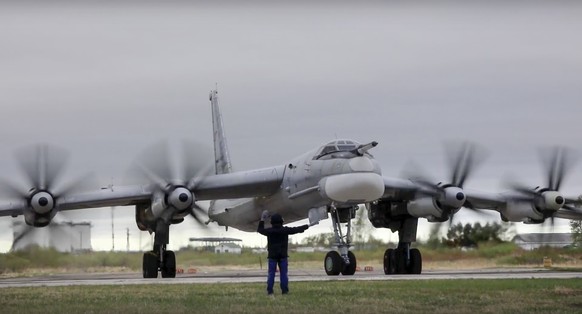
1 90 581 278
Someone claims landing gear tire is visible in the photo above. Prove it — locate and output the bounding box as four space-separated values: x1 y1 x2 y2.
324 251 342 276
383 249 396 275
408 248 422 274
341 251 357 276
161 250 176 278
143 252 158 278
394 249 407 274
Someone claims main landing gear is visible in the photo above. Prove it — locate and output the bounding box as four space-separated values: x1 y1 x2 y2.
143 220 177 278
324 206 357 276
367 201 424 275
383 242 422 275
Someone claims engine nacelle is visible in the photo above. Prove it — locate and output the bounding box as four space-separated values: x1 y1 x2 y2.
23 210 52 227
539 191 565 211
502 201 543 222
151 192 167 218
407 197 446 221
150 188 195 219
135 203 152 231
30 191 55 214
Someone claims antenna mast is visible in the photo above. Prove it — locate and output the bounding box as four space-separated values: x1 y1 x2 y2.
111 207 115 251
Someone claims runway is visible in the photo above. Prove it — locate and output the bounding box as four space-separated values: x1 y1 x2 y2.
1 268 580 288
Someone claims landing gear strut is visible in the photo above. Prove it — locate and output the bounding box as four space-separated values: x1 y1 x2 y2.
324 206 357 276
142 220 177 278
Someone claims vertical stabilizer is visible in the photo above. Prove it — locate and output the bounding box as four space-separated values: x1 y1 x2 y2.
210 90 232 174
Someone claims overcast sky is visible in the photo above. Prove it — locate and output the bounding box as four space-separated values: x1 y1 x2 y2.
1 1 582 252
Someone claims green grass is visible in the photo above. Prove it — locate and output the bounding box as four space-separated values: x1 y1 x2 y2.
1 279 581 313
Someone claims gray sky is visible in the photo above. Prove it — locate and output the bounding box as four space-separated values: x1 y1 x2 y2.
1 1 582 251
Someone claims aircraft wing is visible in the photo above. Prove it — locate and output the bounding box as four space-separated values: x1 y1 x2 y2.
382 177 502 202
0 200 27 217
554 207 582 220
463 189 508 210
381 175 513 213
0 185 153 217
382 177 509 210
0 165 285 217
464 190 582 222
382 177 427 199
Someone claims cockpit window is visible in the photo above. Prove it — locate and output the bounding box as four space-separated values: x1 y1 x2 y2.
314 140 364 160
320 145 336 155
338 144 355 151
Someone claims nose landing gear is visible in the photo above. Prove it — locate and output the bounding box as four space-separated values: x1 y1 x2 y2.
323 206 358 276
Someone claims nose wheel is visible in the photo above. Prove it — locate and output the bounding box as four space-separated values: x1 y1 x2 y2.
324 250 357 276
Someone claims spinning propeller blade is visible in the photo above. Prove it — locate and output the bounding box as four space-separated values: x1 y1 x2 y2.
404 141 486 223
506 146 578 223
131 140 213 226
1 144 97 227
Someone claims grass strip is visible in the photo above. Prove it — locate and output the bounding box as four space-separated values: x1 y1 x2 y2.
1 279 582 313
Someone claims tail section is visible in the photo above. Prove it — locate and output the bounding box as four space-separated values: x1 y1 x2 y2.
210 89 232 174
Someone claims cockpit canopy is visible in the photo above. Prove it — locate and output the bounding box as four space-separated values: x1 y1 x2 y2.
315 139 371 160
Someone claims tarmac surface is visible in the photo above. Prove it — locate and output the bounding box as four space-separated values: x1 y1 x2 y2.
1 268 581 288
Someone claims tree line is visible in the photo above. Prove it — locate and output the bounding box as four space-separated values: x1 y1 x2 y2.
301 220 514 249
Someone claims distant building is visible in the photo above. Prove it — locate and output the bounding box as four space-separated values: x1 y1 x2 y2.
293 246 328 253
12 220 92 252
214 242 242 254
513 233 573 250
189 237 243 254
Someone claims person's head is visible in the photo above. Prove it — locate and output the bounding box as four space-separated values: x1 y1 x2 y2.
270 213 284 227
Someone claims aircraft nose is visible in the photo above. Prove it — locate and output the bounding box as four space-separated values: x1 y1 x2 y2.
319 173 385 203
349 156 375 172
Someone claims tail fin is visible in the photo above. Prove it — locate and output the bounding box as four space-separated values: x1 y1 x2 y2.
210 89 232 174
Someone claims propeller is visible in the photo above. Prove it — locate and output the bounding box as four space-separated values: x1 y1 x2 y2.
10 217 80 252
505 146 578 225
0 144 97 229
129 140 213 226
405 141 486 223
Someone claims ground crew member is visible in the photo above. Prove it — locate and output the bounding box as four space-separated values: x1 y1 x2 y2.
257 210 309 296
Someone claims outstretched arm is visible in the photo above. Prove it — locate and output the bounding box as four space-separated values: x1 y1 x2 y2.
286 224 309 235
